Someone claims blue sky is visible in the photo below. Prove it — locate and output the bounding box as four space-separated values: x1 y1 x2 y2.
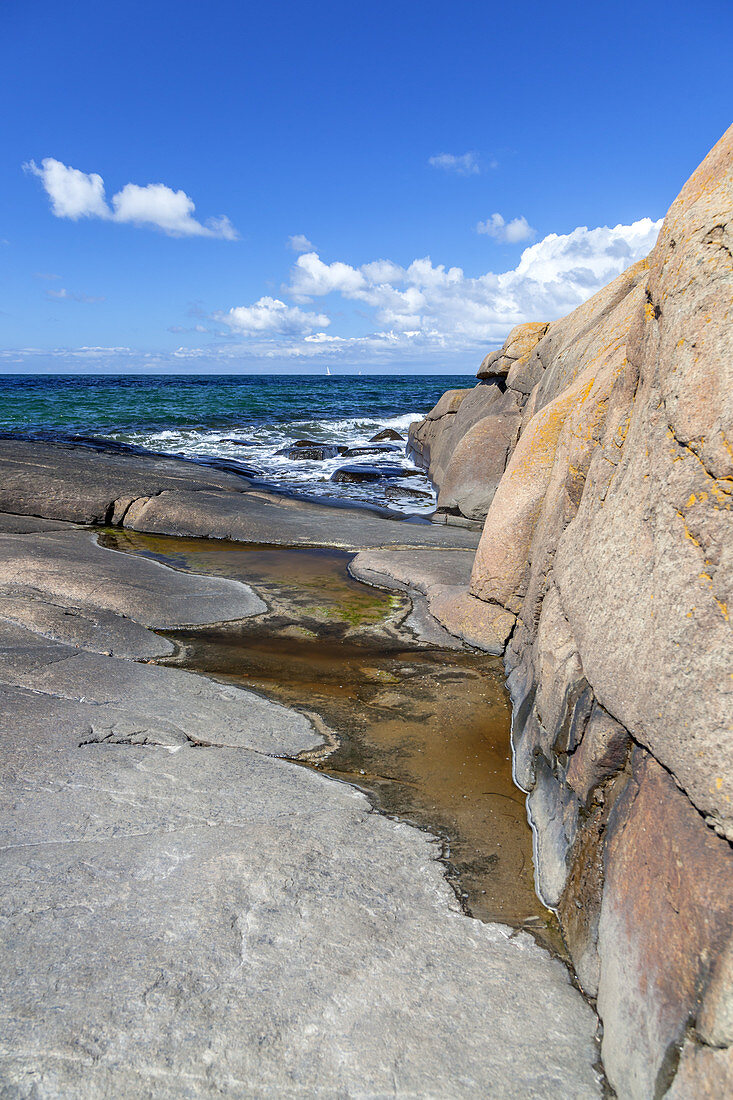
1 0 731 374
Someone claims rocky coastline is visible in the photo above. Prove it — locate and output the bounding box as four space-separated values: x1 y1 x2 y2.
0 127 730 1098
0 469 602 1098
402 125 733 1098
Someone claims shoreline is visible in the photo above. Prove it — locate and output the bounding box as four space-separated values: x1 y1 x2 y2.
0 439 603 1096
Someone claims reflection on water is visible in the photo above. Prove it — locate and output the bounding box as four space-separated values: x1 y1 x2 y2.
101 529 561 953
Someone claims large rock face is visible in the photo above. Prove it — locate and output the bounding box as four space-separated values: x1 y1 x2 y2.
423 125 733 1098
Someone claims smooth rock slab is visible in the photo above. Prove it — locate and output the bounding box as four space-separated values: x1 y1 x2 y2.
351 548 515 653
0 529 266 631
0 685 601 1099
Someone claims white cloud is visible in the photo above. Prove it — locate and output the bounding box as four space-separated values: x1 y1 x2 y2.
216 296 330 335
282 217 661 344
477 213 536 243
288 234 314 252
289 252 368 301
428 152 480 176
25 158 238 239
25 159 108 220
7 216 663 372
46 287 105 303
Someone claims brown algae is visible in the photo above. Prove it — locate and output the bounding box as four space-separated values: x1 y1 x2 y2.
100 529 561 951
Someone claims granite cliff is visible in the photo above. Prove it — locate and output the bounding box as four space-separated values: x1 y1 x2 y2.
407 125 733 1098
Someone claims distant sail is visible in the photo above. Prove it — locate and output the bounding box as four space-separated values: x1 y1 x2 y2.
325 366 332 376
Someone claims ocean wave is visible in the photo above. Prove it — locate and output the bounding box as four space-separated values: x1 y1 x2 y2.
106 411 434 515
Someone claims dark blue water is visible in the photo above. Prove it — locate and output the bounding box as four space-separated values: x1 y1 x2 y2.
0 374 472 513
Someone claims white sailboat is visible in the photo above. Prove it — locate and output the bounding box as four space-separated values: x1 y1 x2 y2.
325 366 332 376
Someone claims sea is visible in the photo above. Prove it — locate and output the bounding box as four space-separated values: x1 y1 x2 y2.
0 374 473 515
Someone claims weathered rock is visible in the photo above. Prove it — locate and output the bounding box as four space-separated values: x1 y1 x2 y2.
0 527 602 1097
331 463 421 482
533 584 592 758
698 935 733 1047
526 756 580 908
0 529 266 631
597 750 733 1100
436 389 522 521
407 388 475 472
0 438 251 525
349 548 515 652
341 443 403 457
0 443 481 552
665 1040 733 1099
409 383 520 514
553 125 733 837
477 322 550 380
427 587 516 654
565 703 630 806
370 428 404 442
469 374 590 611
278 443 346 460
505 350 547 395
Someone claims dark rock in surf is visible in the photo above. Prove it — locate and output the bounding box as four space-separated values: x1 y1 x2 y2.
370 429 404 442
331 464 422 483
277 443 348 461
341 444 403 458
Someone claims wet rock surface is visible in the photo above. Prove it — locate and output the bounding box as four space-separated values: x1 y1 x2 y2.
0 517 602 1098
331 463 421 482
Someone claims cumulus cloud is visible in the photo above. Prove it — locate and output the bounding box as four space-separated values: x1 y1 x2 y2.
288 234 314 252
8 215 662 371
283 217 661 343
289 252 368 300
25 158 238 239
46 287 105 303
477 213 536 243
216 296 330 335
428 152 480 176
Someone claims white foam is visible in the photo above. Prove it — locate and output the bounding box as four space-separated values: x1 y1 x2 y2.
107 411 434 515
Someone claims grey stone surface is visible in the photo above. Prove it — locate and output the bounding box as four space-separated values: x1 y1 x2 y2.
0 529 266 634
0 618 317 756
351 547 515 653
0 588 175 660
0 439 250 524
0 526 602 1097
0 688 600 1099
121 485 481 550
0 439 482 558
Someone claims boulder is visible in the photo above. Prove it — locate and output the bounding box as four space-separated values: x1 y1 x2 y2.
408 383 521 523
407 389 472 480
553 123 733 836
477 322 549 380
436 389 522 522
370 428 404 442
278 443 347 460
469 374 589 611
331 464 421 483
341 444 403 457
